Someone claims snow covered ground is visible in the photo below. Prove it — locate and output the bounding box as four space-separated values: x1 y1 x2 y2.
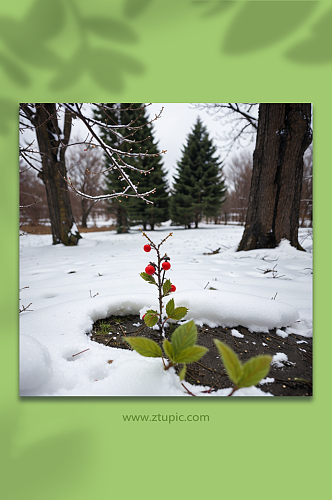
19 223 312 396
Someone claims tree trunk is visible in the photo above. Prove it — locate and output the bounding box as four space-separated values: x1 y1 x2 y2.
81 198 88 228
34 104 81 245
238 104 312 251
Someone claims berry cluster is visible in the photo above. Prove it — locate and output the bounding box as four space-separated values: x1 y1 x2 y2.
140 230 184 336
143 242 176 292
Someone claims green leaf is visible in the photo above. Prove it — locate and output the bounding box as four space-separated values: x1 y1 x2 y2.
169 306 188 321
173 346 208 364
179 364 186 381
123 337 162 358
162 338 174 362
163 279 172 296
165 298 174 317
144 310 159 327
238 356 272 388
140 272 157 285
171 320 197 358
214 339 243 385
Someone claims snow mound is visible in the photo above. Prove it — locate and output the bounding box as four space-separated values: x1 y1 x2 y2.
173 290 299 332
20 335 52 393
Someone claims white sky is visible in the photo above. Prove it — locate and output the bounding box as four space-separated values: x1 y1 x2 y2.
146 103 255 186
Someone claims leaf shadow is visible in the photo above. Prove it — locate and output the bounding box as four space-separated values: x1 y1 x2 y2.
285 6 332 64
1 409 91 500
0 98 17 135
221 1 318 55
123 0 155 18
191 1 236 18
0 0 145 92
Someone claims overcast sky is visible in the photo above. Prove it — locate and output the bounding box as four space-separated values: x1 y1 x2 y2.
22 103 256 188
146 103 227 185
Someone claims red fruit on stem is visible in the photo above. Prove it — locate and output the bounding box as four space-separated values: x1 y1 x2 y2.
162 261 171 270
145 265 156 275
170 285 176 292
143 245 151 252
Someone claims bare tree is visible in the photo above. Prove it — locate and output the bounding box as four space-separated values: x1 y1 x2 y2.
19 103 165 245
226 150 252 225
66 142 105 228
299 145 313 227
19 159 49 228
196 103 312 250
193 103 258 154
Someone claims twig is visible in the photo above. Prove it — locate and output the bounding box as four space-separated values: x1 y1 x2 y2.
72 348 90 357
181 382 197 396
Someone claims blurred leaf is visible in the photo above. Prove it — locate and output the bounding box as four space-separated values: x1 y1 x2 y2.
173 345 208 364
286 7 332 64
163 338 174 361
123 0 154 18
238 355 272 388
23 0 65 41
140 271 157 285
0 98 17 135
171 320 197 357
179 364 186 381
169 306 188 321
165 297 174 317
0 410 90 500
123 336 162 357
214 339 243 385
84 17 138 43
0 18 60 68
88 48 144 91
223 1 317 55
49 52 85 90
163 279 172 297
144 310 159 327
192 0 236 18
0 52 30 86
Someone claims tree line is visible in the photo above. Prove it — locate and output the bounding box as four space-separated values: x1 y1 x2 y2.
19 103 312 251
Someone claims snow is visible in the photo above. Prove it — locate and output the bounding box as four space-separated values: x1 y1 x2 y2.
271 352 295 368
231 329 244 338
19 223 312 396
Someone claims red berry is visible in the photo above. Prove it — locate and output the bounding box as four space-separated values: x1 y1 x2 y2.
170 284 176 292
145 265 156 275
162 261 171 270
143 245 151 252
142 314 146 320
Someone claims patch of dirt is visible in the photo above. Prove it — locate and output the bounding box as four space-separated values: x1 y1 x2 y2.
20 224 116 235
88 315 312 397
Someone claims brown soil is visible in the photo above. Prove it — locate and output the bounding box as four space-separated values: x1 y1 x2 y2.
20 224 116 235
89 315 313 397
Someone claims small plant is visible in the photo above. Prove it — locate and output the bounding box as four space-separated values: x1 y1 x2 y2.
139 230 188 336
124 320 208 381
98 321 112 335
214 339 272 396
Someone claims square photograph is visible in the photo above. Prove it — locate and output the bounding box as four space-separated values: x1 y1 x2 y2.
19 103 312 396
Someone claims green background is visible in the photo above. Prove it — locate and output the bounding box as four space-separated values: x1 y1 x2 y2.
1 1 328 498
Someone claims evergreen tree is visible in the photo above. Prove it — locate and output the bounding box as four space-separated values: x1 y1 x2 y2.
170 117 226 228
93 103 168 231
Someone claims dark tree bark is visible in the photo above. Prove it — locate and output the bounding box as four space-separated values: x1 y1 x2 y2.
238 104 312 251
33 104 81 245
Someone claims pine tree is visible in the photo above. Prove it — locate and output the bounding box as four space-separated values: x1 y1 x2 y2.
170 117 226 228
93 103 168 232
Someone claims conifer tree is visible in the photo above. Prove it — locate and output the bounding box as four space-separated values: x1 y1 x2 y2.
94 103 168 231
170 117 226 228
